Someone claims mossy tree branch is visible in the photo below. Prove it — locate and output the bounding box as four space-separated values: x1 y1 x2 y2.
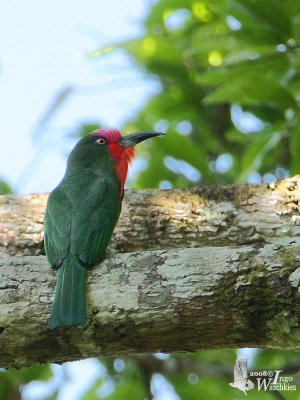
0 177 300 368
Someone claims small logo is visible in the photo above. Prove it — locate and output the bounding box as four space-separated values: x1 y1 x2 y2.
229 354 254 395
229 353 297 394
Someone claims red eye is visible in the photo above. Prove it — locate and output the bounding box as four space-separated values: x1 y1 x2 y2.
96 137 106 145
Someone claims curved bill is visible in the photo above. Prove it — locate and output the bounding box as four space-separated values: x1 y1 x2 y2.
119 131 165 147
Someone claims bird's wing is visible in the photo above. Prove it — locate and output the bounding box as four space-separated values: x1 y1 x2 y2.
69 179 121 266
246 380 254 390
72 204 120 266
45 176 121 268
44 187 72 268
234 354 248 381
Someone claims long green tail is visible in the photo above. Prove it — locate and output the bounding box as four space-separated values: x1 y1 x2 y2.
49 255 87 329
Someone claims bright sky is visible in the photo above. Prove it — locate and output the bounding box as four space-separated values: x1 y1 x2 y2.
0 0 158 194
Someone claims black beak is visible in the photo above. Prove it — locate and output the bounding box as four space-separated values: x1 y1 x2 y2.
119 131 165 147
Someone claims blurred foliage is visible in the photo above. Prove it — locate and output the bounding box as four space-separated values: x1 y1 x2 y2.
0 178 12 195
82 350 300 399
91 0 300 188
2 0 300 399
0 365 53 399
2 350 299 399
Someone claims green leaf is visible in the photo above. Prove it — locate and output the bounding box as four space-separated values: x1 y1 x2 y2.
238 132 283 182
203 77 297 110
0 179 13 194
5 365 53 385
198 56 289 85
232 0 292 39
289 113 300 174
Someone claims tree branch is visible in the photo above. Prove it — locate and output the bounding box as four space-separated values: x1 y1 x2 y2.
0 177 300 367
1 176 300 255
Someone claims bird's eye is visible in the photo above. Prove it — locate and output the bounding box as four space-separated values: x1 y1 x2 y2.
96 137 106 145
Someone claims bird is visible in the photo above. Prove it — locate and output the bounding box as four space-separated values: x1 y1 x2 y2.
229 354 254 395
44 128 164 329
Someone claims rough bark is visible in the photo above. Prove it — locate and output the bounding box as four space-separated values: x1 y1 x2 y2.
1 175 300 255
0 176 300 368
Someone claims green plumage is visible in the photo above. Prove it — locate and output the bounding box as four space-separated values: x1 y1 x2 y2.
44 134 121 329
50 257 87 327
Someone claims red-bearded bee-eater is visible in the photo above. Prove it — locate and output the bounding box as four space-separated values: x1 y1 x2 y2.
44 129 164 329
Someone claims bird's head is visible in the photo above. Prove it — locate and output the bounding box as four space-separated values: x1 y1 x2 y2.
90 128 164 170
91 128 164 160
70 128 164 164
68 128 165 195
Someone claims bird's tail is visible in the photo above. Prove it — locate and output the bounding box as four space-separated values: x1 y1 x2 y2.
49 255 87 329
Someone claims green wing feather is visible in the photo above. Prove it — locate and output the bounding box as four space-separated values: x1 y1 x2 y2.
44 188 71 268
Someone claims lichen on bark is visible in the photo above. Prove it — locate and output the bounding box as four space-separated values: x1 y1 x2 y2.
0 176 300 367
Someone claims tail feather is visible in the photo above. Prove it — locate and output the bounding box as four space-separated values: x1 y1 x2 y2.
49 256 87 329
